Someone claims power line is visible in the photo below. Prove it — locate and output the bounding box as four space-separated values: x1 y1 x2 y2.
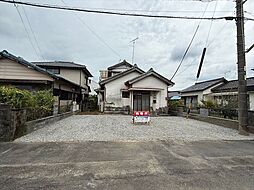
174 21 229 77
205 0 218 46
170 2 210 81
14 3 40 58
1 0 252 21
60 0 121 59
20 5 45 60
61 6 235 13
195 0 218 82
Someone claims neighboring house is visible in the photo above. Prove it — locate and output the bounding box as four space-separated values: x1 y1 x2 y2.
168 91 181 100
96 60 174 114
34 61 92 102
181 78 226 108
211 77 254 110
0 50 90 111
181 77 254 111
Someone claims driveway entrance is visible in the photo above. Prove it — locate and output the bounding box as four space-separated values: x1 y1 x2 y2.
15 115 254 142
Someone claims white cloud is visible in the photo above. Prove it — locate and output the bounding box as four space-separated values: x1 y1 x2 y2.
0 0 253 89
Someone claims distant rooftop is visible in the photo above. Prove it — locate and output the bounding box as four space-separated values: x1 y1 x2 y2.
34 61 92 77
34 61 85 68
107 60 133 70
181 78 226 93
212 77 254 92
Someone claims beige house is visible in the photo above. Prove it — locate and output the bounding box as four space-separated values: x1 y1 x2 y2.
0 50 91 111
97 60 174 114
34 61 92 105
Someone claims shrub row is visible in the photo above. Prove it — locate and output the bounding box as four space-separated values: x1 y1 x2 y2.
0 86 54 111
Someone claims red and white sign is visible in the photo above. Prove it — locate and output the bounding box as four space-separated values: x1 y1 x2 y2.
133 111 150 124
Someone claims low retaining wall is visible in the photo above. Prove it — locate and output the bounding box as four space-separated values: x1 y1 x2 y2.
0 102 79 141
104 106 130 115
23 111 79 137
189 112 254 134
0 104 15 141
189 114 239 130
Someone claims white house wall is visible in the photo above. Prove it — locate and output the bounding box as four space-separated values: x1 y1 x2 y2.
104 71 141 107
110 65 132 73
181 81 225 105
132 76 169 108
203 82 225 95
181 91 204 104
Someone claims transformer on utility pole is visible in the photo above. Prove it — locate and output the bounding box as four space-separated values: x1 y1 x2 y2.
236 0 249 135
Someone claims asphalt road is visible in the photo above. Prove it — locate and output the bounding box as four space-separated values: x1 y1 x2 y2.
1 140 254 189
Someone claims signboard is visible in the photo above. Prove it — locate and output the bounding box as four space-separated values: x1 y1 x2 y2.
133 111 150 124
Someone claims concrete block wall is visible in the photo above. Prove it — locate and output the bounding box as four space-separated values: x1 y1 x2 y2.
0 104 15 141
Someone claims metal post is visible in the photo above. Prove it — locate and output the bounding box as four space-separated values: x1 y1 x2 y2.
236 0 249 135
132 41 135 64
130 37 138 64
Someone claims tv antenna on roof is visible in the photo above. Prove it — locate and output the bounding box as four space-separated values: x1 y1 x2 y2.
130 37 138 64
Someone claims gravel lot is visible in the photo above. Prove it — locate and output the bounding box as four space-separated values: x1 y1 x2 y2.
16 115 254 142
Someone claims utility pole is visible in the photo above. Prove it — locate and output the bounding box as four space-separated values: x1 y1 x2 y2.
236 0 249 135
130 37 138 64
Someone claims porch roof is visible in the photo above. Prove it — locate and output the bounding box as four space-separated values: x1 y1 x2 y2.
128 87 164 91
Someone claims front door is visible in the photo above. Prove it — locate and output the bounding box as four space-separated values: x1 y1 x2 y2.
133 91 150 111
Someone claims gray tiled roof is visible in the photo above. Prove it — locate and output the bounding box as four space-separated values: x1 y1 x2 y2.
33 61 92 77
99 65 145 85
212 77 254 92
107 60 133 70
125 68 174 86
181 78 226 93
34 61 84 68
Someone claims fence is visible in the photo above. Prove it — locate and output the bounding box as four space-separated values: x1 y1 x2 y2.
209 108 238 120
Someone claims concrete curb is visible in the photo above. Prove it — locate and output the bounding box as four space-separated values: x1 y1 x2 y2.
24 111 80 135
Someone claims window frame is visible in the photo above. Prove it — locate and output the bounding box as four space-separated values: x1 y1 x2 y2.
122 91 130 98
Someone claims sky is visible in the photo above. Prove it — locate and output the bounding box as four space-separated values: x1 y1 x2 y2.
0 0 253 90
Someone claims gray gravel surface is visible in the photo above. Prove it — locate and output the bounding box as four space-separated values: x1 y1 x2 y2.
16 115 254 142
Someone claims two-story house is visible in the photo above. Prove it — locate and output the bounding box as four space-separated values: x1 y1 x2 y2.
34 61 92 105
96 60 174 114
0 50 88 112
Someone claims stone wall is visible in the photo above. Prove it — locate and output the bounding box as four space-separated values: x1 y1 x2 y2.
0 104 14 141
248 111 254 127
25 111 77 134
189 114 239 130
188 110 254 134
0 103 78 142
0 104 27 141
104 106 130 114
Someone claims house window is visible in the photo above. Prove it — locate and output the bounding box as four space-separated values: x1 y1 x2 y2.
47 68 60 74
122 91 130 98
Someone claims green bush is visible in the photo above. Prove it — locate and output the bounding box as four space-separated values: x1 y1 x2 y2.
200 100 217 109
168 100 183 111
0 86 54 110
33 90 54 111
